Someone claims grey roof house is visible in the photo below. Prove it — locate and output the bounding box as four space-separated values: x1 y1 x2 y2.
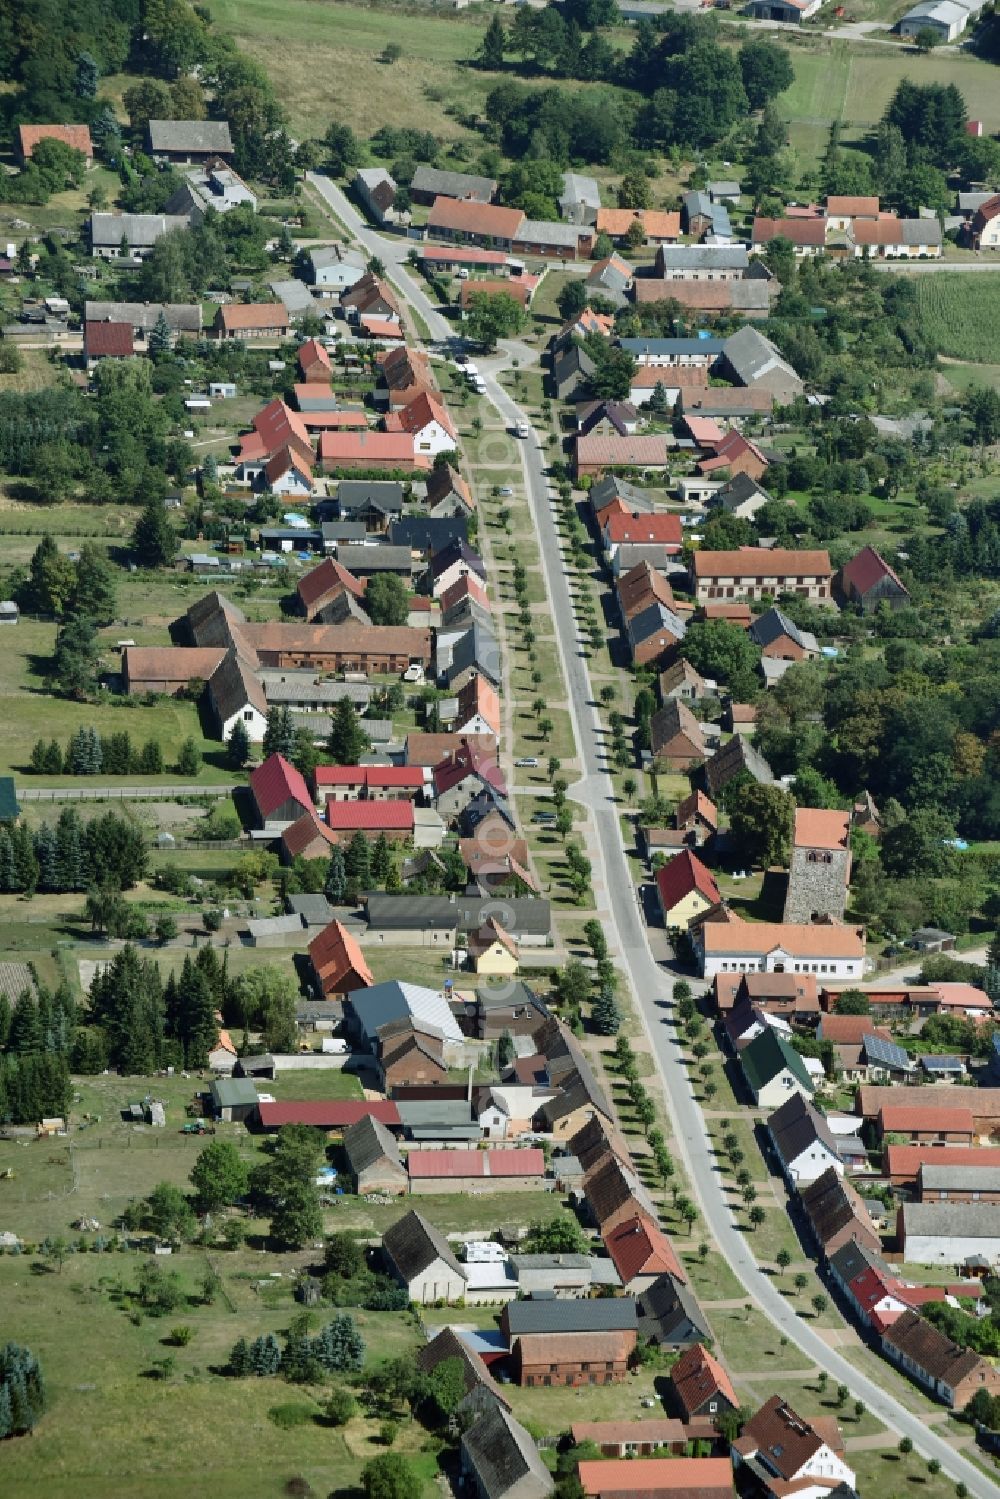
89 212 191 259
411 166 497 205
559 172 601 226
719 326 804 403
85 300 202 336
343 1113 408 1194
308 244 367 290
381 1210 467 1303
552 344 596 402
147 119 234 160
355 167 398 225
637 1273 711 1345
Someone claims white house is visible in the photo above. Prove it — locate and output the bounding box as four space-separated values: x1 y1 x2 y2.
381 1210 468 1303
697 918 865 981
309 244 367 293
767 1093 843 1185
898 1203 1000 1266
740 1028 815 1108
207 649 269 745
265 448 314 497
734 1396 855 1499
389 392 458 459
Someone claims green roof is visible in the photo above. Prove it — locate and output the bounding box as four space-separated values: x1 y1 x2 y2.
210 1078 259 1108
741 1028 814 1099
0 778 19 822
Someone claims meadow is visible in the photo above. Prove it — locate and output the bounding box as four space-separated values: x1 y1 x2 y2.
914 274 1000 364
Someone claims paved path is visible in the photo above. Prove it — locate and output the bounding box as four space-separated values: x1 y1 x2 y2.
304 197 998 1493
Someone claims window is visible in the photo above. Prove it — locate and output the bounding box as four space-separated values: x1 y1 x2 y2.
243 710 253 721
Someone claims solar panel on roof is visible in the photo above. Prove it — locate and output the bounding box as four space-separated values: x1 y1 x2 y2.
862 1033 911 1071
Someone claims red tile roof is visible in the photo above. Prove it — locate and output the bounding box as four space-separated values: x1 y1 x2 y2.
19 123 92 158
839 545 907 599
407 1148 545 1178
422 245 508 266
604 513 683 548
280 811 338 860
675 790 718 831
879 1105 973 1134
361 316 405 340
670 1343 738 1418
434 740 506 797
257 1100 400 1128
577 1457 733 1498
325 800 414 832
318 430 418 466
460 277 531 309
249 753 314 820
439 573 491 615
297 557 366 612
655 850 721 916
693 548 831 580
603 1213 685 1285
298 337 332 376
819 1014 891 1045
752 216 827 247
84 320 134 357
885 1144 1000 1182
427 196 525 240
217 301 289 332
264 444 313 487
390 390 457 443
315 765 424 789
248 397 312 464
793 808 850 851
308 918 373 993
826 196 880 217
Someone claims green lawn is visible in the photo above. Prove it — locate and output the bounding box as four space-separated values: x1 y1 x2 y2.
680 1250 744 1302
709 1306 814 1373
733 1375 887 1438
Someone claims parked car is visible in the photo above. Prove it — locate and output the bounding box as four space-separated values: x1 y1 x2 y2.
515 756 539 768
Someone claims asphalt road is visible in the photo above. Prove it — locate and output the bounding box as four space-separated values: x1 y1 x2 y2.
299 186 997 1490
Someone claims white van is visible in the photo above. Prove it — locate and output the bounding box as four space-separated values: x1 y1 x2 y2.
515 421 530 439
471 377 487 394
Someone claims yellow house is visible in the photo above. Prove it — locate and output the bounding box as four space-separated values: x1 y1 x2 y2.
468 917 519 977
655 849 721 930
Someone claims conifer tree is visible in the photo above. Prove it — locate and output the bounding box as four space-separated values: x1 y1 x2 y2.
344 831 371 889
138 738 164 774
324 846 347 903
263 705 296 760
227 718 250 769
228 1336 253 1377
370 831 392 886
8 990 43 1055
327 699 369 765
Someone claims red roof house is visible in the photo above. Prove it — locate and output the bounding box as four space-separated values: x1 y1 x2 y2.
18 123 93 162
325 799 414 842
298 337 333 382
249 753 314 826
256 1100 401 1131
669 1343 738 1422
308 918 374 997
655 849 721 929
603 1213 685 1292
83 320 134 361
836 545 910 613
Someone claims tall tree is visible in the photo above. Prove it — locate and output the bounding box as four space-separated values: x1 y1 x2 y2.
132 495 177 568
263 705 297 759
327 699 370 765
478 15 506 69
51 616 101 699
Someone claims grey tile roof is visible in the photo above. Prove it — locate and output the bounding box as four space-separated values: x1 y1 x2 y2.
768 1093 839 1166
620 337 725 358
749 607 809 652
90 212 190 248
517 219 585 249
560 172 601 208
445 623 501 687
504 1297 637 1335
901 1202 1000 1239
382 1210 466 1281
461 1406 553 1499
343 1113 404 1174
638 1273 710 1342
722 326 800 388
412 166 497 203
656 245 748 272
85 300 202 333
148 120 233 155
920 1164 1000 1192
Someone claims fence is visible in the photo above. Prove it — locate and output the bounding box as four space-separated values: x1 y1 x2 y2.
19 784 236 803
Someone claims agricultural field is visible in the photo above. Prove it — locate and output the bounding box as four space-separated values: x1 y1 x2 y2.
914 274 1000 364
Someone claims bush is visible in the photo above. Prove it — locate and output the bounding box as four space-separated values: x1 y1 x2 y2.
269 1403 315 1429
326 1386 357 1426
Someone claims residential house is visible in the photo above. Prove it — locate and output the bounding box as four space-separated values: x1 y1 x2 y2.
739 1027 815 1106
296 557 366 623
682 192 716 238
85 300 203 339
714 971 820 1018
602 511 682 563
710 473 773 520
668 1343 738 1422
213 302 290 340
584 1154 659 1235
749 607 818 662
502 1298 638 1386
385 390 457 458
308 919 373 999
626 604 687 669
577 400 639 439
552 344 596 402
381 1210 467 1303
83 319 134 367
784 807 852 925
703 736 774 800
970 194 1000 250
569 1114 633 1175
595 209 681 244
655 850 721 930
851 215 943 259
319 431 423 473
461 1407 553 1499
467 918 520 977
751 215 827 257
881 1309 1000 1408
674 789 718 847
411 166 497 205
577 1459 733 1499
208 1029 238 1074
570 1421 709 1458
695 431 769 483
559 172 601 226
341 272 401 324
18 123 93 163
718 327 804 403
465 982 548 1042
650 701 705 771
378 345 434 409
575 435 671 480
659 660 708 706
621 337 725 369
205 646 269 744
377 1020 449 1091
632 279 770 318
825 196 881 231
652 244 749 279
733 1397 854 1497
147 119 234 162
236 397 313 474
603 1214 685 1294
279 812 339 864
637 1273 711 1346
691 548 832 605
427 197 525 251
513 220 593 260
432 538 487 599
586 255 634 301
89 212 190 259
629 364 708 408
768 1093 844 1185
426 463 474 517
342 1114 407 1195
836 546 910 612
336 479 404 529
306 244 366 293
799 1167 881 1259
698 916 865 982
354 167 397 224
249 753 314 830
263 445 314 496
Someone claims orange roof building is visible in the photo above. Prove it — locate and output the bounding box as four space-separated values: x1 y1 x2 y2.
578 1458 733 1499
699 918 865 981
318 430 426 473
308 918 374 998
18 123 93 161
603 1213 685 1291
213 302 290 338
669 1343 738 1422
